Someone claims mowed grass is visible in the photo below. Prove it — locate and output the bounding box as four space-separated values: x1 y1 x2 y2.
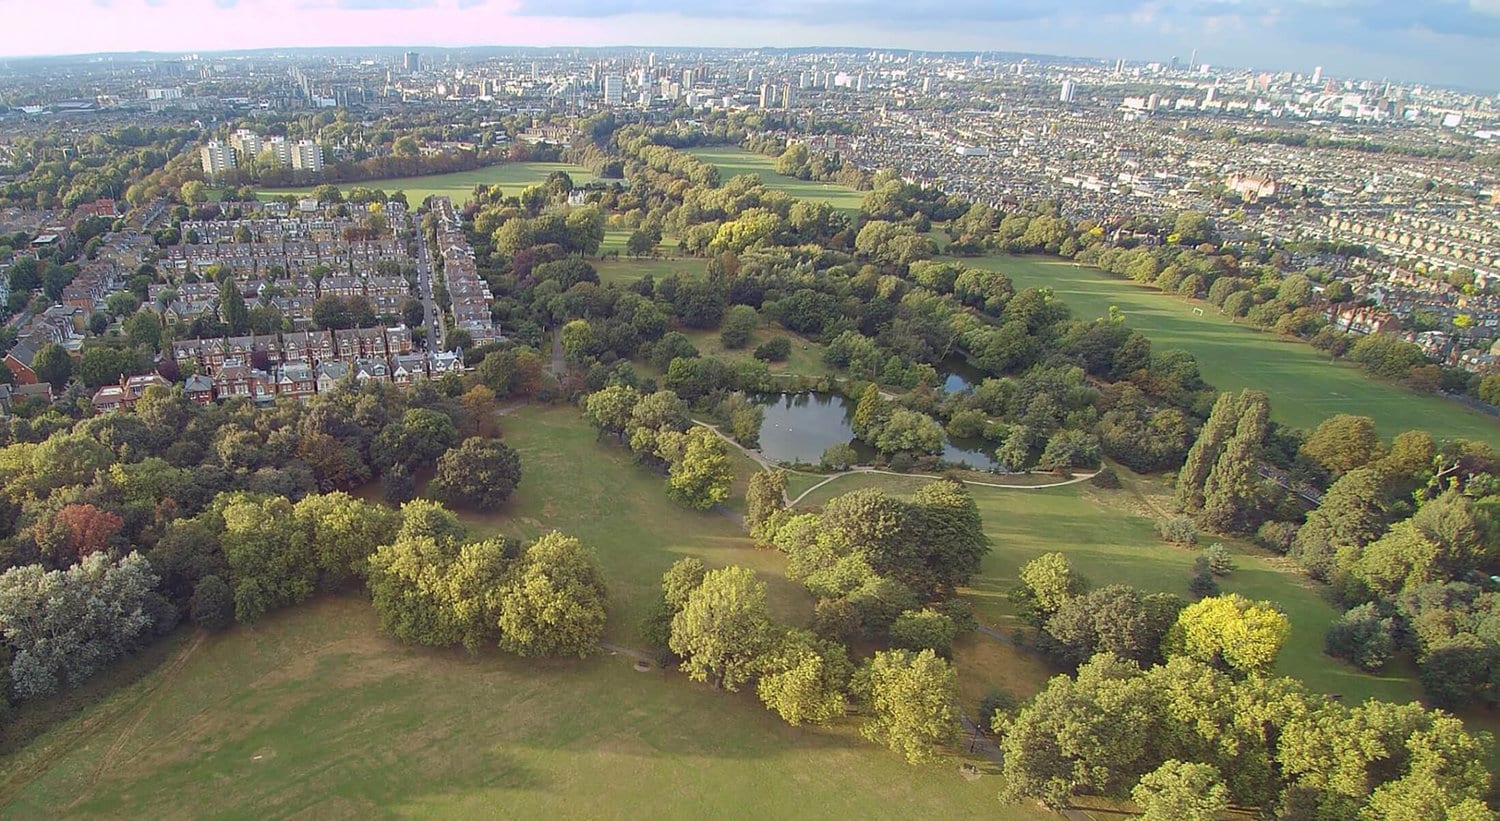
686 147 866 213
972 254 1500 448
1 406 1053 818
596 231 707 285
255 161 599 207
0 599 1041 819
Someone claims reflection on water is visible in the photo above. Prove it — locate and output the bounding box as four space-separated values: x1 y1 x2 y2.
753 392 997 469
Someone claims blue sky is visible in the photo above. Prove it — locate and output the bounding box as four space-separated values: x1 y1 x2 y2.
5 0 1497 89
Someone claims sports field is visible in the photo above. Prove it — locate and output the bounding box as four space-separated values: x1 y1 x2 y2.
1 407 1052 817
685 148 866 213
972 254 1500 447
255 162 598 207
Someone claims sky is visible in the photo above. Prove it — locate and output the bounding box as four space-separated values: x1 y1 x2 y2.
1 0 1497 89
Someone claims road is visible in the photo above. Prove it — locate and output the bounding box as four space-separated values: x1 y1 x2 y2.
412 217 444 351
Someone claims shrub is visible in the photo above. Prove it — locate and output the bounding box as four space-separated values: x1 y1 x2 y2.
821 443 858 471
190 575 235 630
979 688 1018 734
1200 543 1234 576
1256 520 1299 554
1188 571 1219 599
1324 603 1396 672
1156 515 1199 547
1090 465 1120 489
753 337 792 362
890 608 957 656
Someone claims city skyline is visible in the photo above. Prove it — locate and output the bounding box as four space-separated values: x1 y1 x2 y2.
2 0 1497 91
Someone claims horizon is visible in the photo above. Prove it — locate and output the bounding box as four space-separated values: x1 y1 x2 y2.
1 0 1496 91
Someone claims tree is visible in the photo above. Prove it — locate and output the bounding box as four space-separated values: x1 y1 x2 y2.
669 566 775 691
1014 552 1085 624
585 384 641 439
667 427 733 510
122 311 163 352
821 442 857 470
214 279 248 335
498 532 608 657
1132 760 1230 821
745 470 787 538
1044 585 1180 667
292 492 401 590
1166 594 1289 675
756 628 851 725
719 305 759 349
190 575 235 630
1324 602 1396 672
0 553 159 701
180 180 208 204
1199 391 1270 533
999 654 1159 807
33 503 123 565
754 337 791 362
431 437 523 512
856 649 960 764
890 608 958 656
1175 391 1238 512
1301 414 1383 476
220 494 317 623
1200 543 1234 576
32 342 72 390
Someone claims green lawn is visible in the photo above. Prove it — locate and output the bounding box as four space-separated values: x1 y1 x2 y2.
0 406 1052 818
685 148 866 213
972 254 1500 448
255 162 599 207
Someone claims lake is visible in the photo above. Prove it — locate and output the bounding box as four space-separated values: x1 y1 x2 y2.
753 392 997 469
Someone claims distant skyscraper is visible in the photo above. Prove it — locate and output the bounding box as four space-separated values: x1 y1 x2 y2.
403 51 419 73
1312 66 1324 85
921 76 932 94
603 74 624 105
782 83 794 109
1189 48 1198 70
1114 58 1125 75
759 83 773 109
200 141 236 178
1059 80 1077 103
855 74 866 92
682 68 695 89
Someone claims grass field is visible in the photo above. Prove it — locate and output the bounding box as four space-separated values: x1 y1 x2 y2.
255 162 599 207
972 254 1500 448
1 406 1055 818
686 148 866 213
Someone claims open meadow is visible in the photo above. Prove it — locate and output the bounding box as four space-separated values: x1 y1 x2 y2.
973 254 1500 448
0 406 1054 819
255 162 599 207
685 148 865 213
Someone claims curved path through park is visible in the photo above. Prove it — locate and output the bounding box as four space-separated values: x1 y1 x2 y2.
688 419 1096 506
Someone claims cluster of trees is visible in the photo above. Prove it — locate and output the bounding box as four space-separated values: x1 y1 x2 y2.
0 361 535 712
998 652 1492 817
367 503 606 657
752 482 987 649
643 558 961 762
0 124 197 209
584 385 734 510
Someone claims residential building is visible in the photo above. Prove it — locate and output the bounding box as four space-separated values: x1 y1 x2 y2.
291 140 324 174
200 141 237 178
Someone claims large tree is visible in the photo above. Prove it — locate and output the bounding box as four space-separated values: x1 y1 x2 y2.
1132 760 1230 821
1165 594 1289 675
667 427 733 510
856 648 960 764
1300 414 1383 476
669 566 775 691
498 532 607 657
431 437 523 512
756 628 851 726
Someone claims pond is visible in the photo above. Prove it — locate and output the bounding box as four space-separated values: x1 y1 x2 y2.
939 357 986 394
753 392 998 470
